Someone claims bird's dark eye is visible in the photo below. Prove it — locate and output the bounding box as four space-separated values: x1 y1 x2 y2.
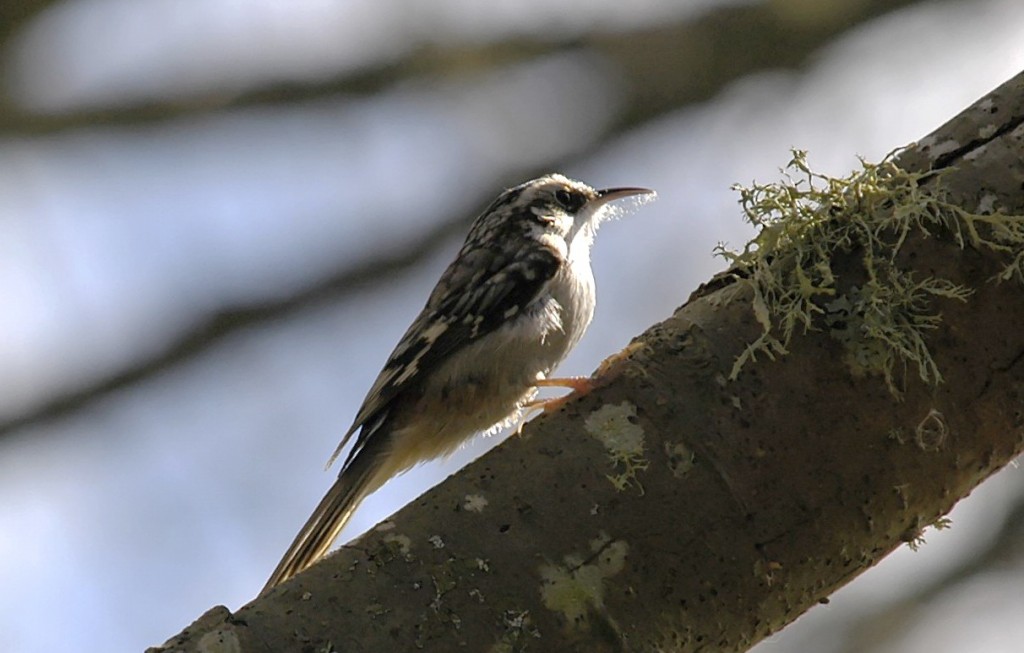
554 189 579 210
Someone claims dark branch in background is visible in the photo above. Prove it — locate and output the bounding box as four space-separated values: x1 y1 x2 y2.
0 0 54 52
0 0 929 433
0 209 473 437
0 0 926 136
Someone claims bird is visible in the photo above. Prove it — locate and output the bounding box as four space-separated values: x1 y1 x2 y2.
262 173 654 593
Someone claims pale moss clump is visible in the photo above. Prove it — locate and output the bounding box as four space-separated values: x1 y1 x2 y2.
718 149 1024 395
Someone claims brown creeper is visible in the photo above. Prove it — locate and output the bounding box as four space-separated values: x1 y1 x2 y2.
262 174 654 592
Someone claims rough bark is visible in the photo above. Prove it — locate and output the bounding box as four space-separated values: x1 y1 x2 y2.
152 72 1024 652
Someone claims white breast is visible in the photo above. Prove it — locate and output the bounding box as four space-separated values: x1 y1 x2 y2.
381 227 600 478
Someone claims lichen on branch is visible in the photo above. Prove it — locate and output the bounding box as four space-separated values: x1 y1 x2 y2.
717 149 1024 395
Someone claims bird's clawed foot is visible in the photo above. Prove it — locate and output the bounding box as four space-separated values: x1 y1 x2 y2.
513 376 596 436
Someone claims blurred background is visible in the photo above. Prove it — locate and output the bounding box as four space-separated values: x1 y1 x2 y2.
1 0 1023 651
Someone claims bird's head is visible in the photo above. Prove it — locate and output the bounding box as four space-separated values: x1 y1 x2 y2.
482 173 654 260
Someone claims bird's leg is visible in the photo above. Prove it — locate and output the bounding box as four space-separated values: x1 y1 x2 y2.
535 375 592 390
512 376 597 436
536 375 599 411
532 375 597 411
512 342 649 437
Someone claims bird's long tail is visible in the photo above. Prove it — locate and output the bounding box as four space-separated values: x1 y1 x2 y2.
261 456 379 594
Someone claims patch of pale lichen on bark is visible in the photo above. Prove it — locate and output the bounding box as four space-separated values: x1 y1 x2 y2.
718 149 1024 395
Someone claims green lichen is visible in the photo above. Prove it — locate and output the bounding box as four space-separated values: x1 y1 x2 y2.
463 493 489 512
718 149 1024 395
196 628 242 653
489 610 541 653
583 402 649 493
906 516 953 552
663 440 695 478
539 533 629 632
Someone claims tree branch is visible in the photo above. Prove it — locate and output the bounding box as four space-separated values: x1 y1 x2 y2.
2 0 926 135
152 72 1024 652
0 208 473 437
